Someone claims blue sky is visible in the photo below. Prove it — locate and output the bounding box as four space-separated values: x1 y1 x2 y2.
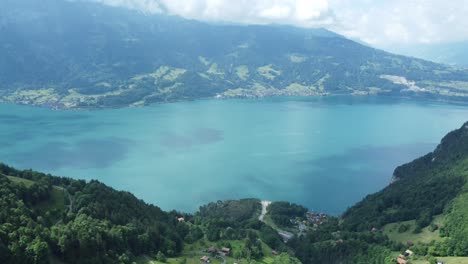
85 0 468 49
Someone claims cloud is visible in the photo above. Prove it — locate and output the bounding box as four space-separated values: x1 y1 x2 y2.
83 0 163 13
81 0 468 46
329 0 468 47
160 0 335 27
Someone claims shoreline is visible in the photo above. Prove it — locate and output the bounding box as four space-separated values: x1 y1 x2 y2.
2 93 468 111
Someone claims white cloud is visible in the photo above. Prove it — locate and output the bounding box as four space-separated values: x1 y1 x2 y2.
159 0 334 27
83 0 468 47
83 0 163 14
329 0 468 47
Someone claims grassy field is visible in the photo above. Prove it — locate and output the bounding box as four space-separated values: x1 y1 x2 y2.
406 257 468 264
6 175 35 187
383 215 444 244
437 257 468 264
35 186 66 213
6 175 66 214
135 237 290 264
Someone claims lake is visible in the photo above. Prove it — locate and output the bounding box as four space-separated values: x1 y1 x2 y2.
1 96 467 214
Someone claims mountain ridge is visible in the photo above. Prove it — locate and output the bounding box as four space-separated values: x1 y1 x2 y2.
2 0 468 109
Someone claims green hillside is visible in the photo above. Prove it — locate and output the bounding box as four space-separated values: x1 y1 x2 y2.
2 0 468 109
0 166 299 264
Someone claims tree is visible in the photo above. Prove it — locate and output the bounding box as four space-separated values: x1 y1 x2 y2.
156 251 167 263
26 239 49 264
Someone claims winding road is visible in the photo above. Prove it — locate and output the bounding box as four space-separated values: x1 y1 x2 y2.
259 200 272 222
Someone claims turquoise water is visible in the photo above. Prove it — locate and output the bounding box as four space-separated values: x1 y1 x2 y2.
1 96 467 214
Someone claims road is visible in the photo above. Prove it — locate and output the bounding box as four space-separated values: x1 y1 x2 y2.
259 200 272 222
259 200 295 242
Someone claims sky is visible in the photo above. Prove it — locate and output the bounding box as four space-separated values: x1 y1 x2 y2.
86 0 468 50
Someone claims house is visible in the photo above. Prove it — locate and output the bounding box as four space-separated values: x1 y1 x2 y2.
278 230 294 242
397 256 407 264
437 262 445 264
404 249 414 256
200 256 210 263
207 246 217 254
271 250 279 256
221 247 231 255
177 217 185 222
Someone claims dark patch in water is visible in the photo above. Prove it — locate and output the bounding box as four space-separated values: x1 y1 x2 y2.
53 114 91 121
160 134 194 149
160 128 224 149
0 113 90 125
191 128 224 145
9 138 133 170
0 129 41 148
46 121 116 137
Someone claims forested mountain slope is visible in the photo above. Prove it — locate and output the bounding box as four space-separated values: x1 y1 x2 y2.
288 122 468 264
2 0 468 108
343 121 468 231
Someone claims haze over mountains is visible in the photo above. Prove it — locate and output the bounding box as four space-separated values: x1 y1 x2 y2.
388 42 468 67
2 0 468 109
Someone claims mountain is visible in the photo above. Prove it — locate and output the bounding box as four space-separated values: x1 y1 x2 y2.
2 0 468 109
1 121 467 264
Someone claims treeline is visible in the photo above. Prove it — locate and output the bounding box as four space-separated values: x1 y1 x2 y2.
268 202 308 228
192 199 287 256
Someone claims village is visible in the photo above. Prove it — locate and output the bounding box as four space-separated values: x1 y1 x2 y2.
199 246 231 263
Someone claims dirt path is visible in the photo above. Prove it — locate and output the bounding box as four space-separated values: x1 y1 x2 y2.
259 200 296 242
259 200 271 222
54 190 74 226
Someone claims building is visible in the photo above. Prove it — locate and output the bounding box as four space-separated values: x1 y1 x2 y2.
404 249 414 256
200 256 210 263
221 247 231 255
397 255 407 264
207 246 217 254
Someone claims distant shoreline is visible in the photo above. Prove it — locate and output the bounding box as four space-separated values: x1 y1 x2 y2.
2 93 468 111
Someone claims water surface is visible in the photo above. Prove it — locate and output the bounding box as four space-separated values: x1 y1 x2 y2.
1 96 467 214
